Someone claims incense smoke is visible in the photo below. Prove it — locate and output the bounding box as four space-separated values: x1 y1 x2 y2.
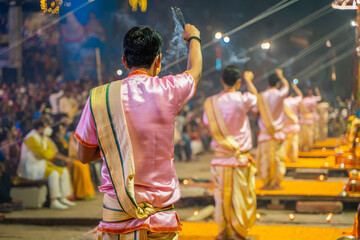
162 12 188 74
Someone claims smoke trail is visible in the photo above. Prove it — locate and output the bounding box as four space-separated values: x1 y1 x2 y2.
113 9 137 29
162 12 188 74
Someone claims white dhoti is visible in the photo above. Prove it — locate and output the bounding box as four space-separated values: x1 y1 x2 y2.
300 124 314 152
47 168 72 199
211 164 257 239
313 120 320 141
256 140 286 188
318 121 328 141
284 132 299 162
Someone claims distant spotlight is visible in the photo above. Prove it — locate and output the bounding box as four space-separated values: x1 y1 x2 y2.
292 79 299 85
322 147 327 152
318 174 325 181
326 40 332 48
326 213 333 222
324 162 329 167
215 32 222 40
356 137 360 143
256 213 262 220
223 36 230 43
193 210 199 216
117 69 123 76
261 42 271 50
351 20 357 27
339 163 345 169
289 213 295 220
331 72 337 81
183 179 189 185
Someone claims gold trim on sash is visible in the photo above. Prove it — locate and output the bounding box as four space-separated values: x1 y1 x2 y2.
299 102 312 120
256 93 276 136
204 96 249 165
90 81 152 220
284 103 298 124
102 194 174 223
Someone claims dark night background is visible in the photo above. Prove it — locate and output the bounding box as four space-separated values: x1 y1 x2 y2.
0 0 356 101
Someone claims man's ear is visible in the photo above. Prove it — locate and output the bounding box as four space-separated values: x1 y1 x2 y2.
122 55 129 70
236 79 241 90
155 53 162 68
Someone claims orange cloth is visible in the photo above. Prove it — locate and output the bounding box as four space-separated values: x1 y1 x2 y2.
71 159 95 199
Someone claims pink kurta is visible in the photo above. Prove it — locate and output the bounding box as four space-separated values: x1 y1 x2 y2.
299 96 321 125
203 91 257 166
256 87 289 142
283 96 302 134
75 71 195 231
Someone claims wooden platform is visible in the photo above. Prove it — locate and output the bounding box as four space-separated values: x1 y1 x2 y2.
312 138 339 149
179 222 352 240
255 180 360 202
178 179 360 206
285 156 360 171
299 149 335 158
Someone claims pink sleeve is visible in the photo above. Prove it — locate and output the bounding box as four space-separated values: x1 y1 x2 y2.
75 98 99 148
243 92 257 110
279 86 289 98
161 72 196 113
314 96 321 102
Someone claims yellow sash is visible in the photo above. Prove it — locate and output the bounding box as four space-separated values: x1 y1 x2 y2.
256 93 276 136
283 103 298 124
298 102 312 120
204 95 249 165
90 81 152 220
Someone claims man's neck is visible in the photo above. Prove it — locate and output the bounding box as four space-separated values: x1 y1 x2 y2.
129 67 153 77
223 85 237 92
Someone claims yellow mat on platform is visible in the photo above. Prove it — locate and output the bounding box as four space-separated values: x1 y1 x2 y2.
299 149 335 158
179 222 352 240
285 156 360 170
255 180 345 196
285 157 333 169
313 138 339 148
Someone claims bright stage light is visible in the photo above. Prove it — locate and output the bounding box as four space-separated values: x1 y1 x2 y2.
223 36 230 43
256 213 262 220
326 213 333 222
331 72 337 81
351 20 357 27
289 213 295 220
183 179 189 185
318 174 325 181
193 210 199 216
326 40 332 48
215 32 222 40
261 42 271 50
292 79 299 85
117 69 123 76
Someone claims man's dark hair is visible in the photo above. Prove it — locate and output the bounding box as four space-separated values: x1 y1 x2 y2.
123 26 162 69
33 119 45 130
268 73 280 87
222 66 242 87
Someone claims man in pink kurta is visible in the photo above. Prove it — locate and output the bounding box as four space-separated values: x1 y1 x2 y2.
283 84 303 162
203 68 257 240
75 24 202 239
255 69 289 190
299 88 321 152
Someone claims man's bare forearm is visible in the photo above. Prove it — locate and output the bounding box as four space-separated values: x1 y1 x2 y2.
292 83 303 97
187 39 202 84
78 144 101 164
